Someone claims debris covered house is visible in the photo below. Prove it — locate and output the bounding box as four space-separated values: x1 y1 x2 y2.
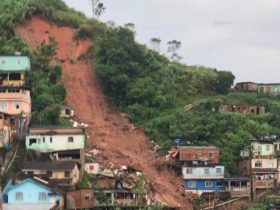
66 189 94 210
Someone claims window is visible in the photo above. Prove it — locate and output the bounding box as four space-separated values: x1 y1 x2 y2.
17 59 21 65
204 168 210 174
43 137 45 143
216 168 222 174
255 161 262 168
188 181 196 188
85 193 91 200
15 192 23 201
1 60 5 65
68 136 74 143
216 181 223 187
50 137 53 143
39 192 47 201
9 73 21 80
266 145 270 151
14 102 20 110
0 102 7 110
89 165 94 170
29 138 37 146
205 181 213 187
64 171 71 178
185 168 192 174
208 152 214 158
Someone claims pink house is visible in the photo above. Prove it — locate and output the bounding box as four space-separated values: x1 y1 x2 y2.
0 87 31 148
0 88 31 116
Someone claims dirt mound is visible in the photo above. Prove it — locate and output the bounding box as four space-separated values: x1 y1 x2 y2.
17 16 191 209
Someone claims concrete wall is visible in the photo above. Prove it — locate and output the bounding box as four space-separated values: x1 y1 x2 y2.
7 180 60 204
251 142 274 156
26 134 85 152
182 166 225 179
251 158 277 169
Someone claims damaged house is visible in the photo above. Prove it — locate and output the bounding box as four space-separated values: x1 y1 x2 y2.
25 126 85 162
22 161 81 187
66 189 94 210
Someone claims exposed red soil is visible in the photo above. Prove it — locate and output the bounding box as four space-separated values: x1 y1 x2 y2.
16 16 191 209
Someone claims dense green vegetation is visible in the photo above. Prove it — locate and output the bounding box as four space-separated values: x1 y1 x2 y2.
1 0 280 175
92 25 280 173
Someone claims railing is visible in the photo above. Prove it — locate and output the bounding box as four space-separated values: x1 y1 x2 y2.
226 187 251 198
255 180 274 188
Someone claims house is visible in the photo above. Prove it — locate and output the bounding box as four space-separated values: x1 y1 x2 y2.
94 189 146 207
66 189 94 209
182 165 225 195
220 104 265 116
251 158 278 190
0 87 31 148
171 146 220 165
251 141 275 157
1 178 62 210
235 82 258 92
22 161 80 187
224 176 251 199
258 83 280 95
25 126 85 153
0 56 30 86
238 139 278 200
85 163 100 175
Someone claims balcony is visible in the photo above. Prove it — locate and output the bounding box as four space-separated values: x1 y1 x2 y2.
254 180 274 189
226 187 251 198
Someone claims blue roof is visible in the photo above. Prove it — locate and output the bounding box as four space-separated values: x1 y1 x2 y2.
0 56 31 72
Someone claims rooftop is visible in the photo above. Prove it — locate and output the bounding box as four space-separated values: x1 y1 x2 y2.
29 126 85 135
23 161 78 171
0 56 30 72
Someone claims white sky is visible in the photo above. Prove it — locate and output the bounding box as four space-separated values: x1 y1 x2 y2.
63 0 280 83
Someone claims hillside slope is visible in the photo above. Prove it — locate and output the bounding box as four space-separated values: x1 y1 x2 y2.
17 16 191 208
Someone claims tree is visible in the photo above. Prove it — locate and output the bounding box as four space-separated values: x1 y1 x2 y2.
215 71 235 94
124 22 136 34
167 40 182 61
150 37 161 52
89 0 105 19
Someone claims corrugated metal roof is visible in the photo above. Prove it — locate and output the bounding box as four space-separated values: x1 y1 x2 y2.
0 56 30 72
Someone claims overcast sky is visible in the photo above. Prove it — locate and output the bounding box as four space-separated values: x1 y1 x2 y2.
63 0 280 83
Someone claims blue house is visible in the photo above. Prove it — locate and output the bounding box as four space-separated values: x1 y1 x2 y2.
183 179 225 192
2 178 63 210
182 165 226 195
